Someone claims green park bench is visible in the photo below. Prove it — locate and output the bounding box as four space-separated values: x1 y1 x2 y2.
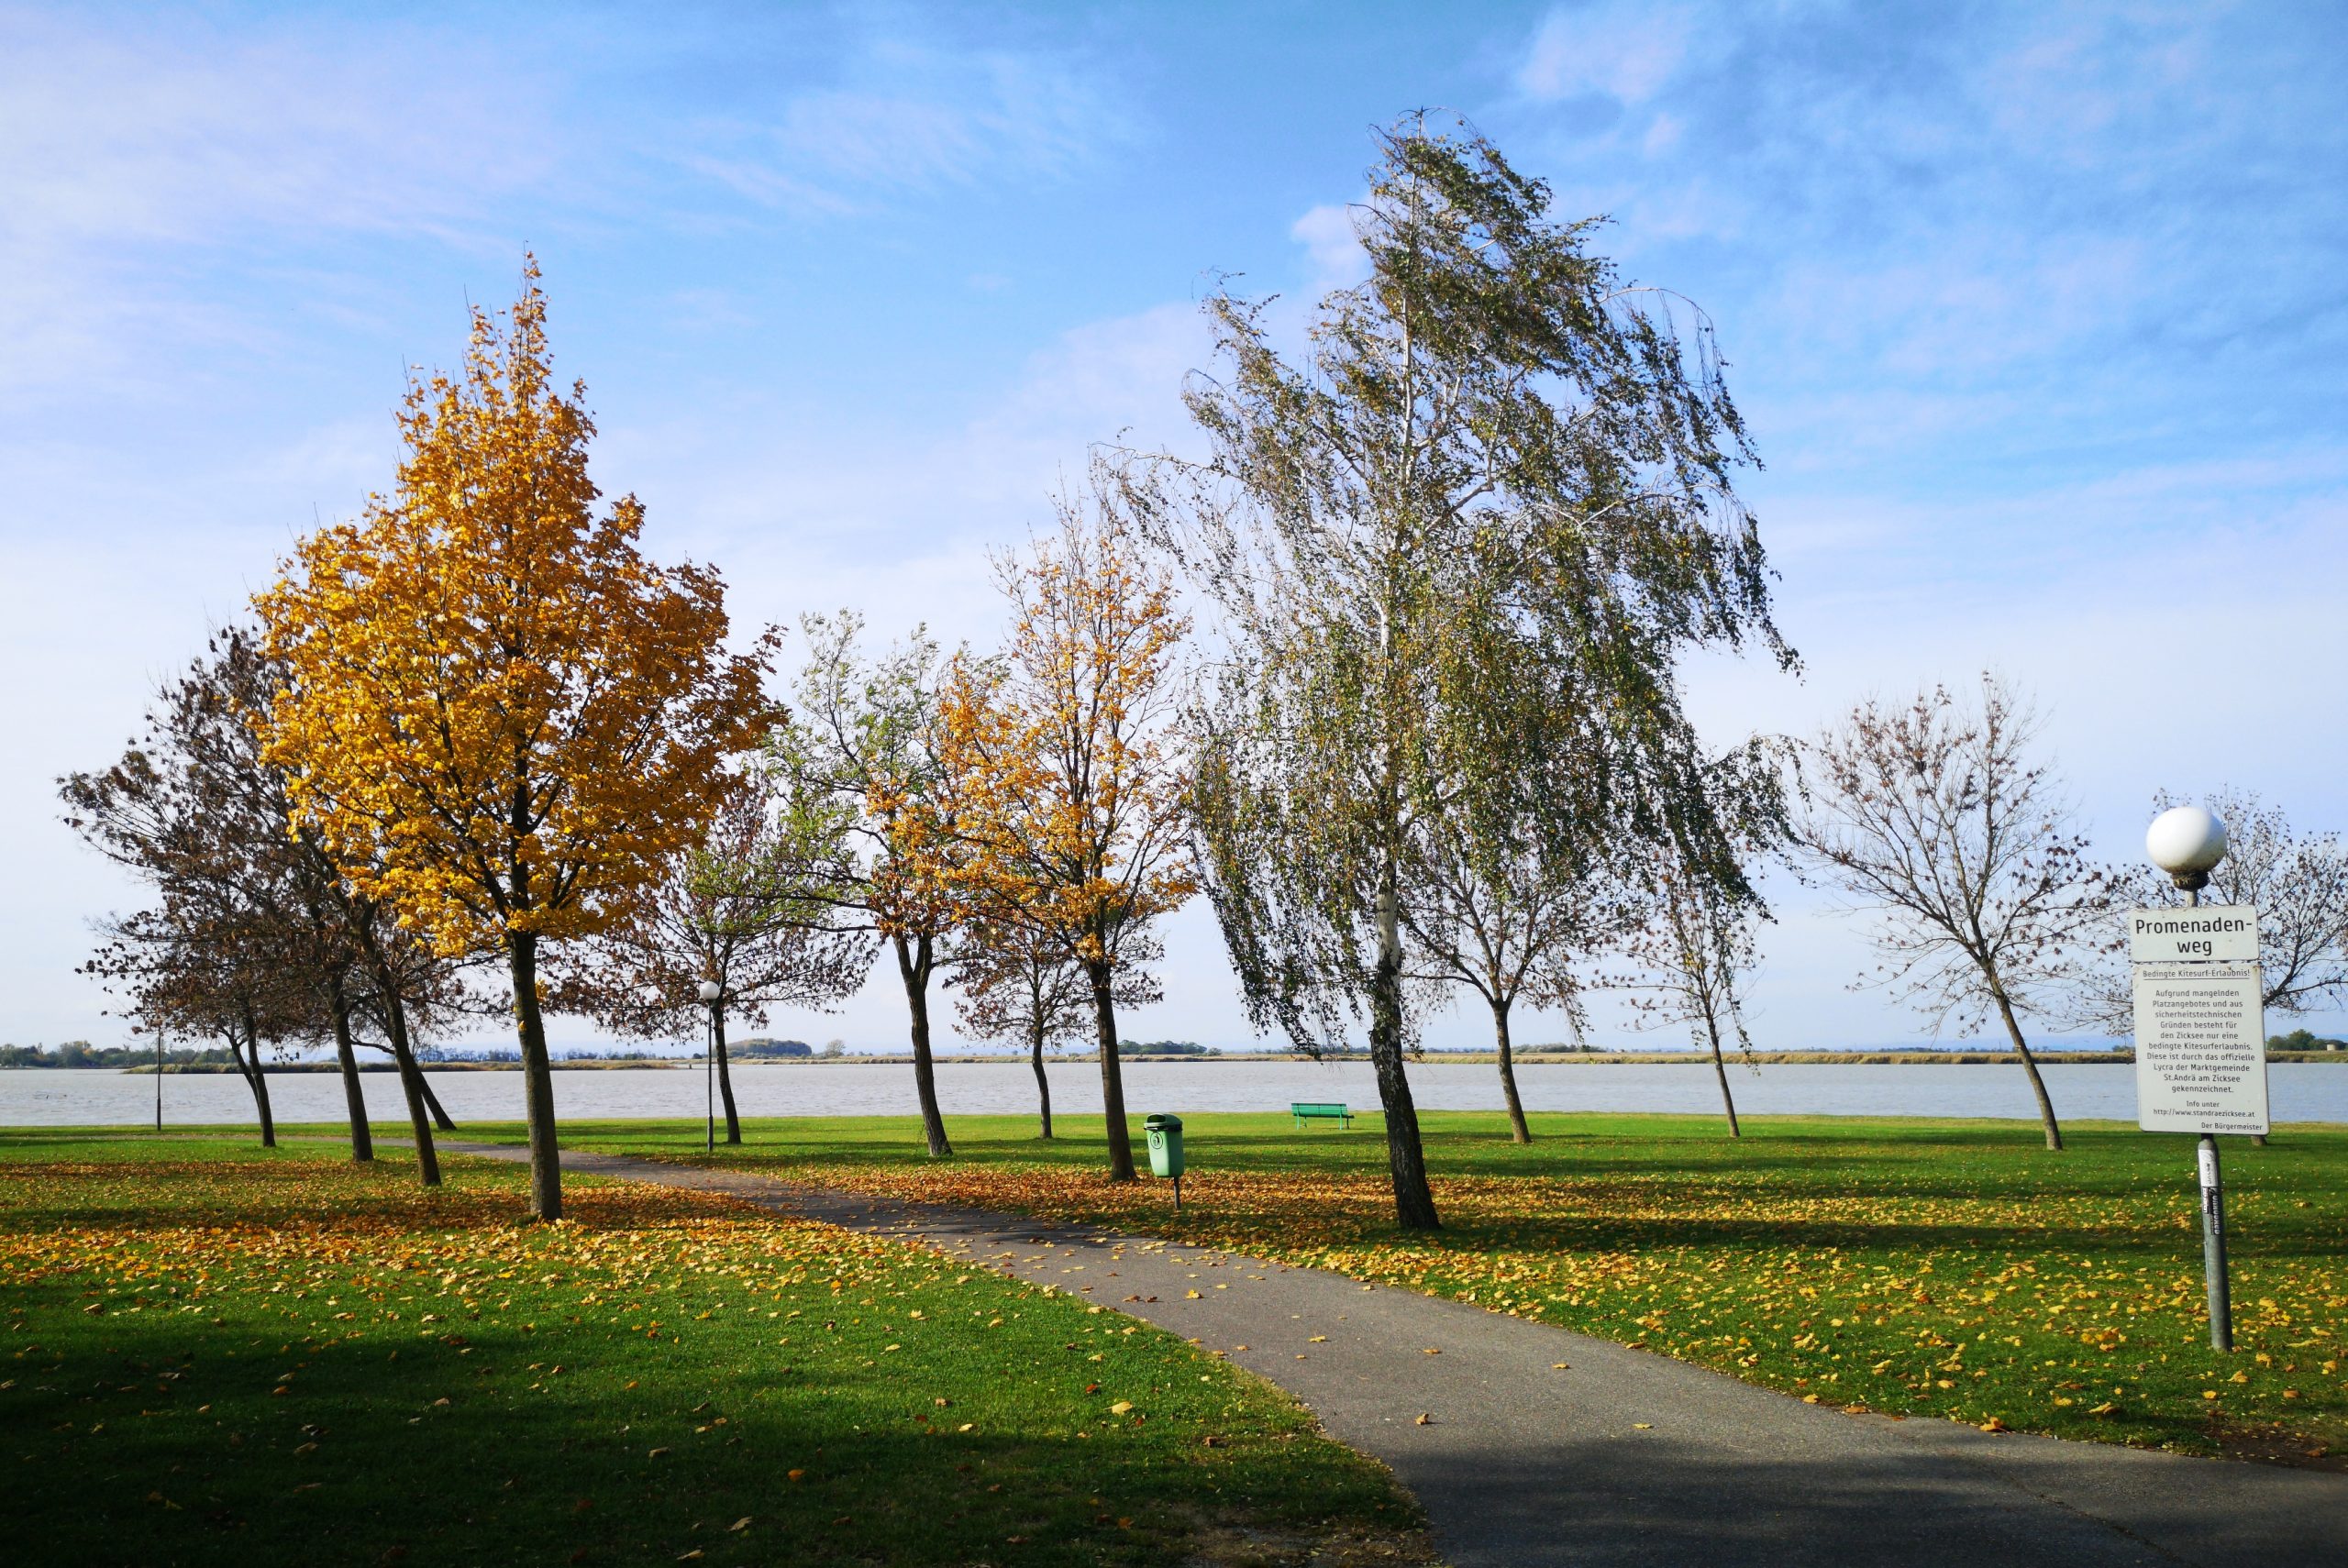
1290 1101 1352 1129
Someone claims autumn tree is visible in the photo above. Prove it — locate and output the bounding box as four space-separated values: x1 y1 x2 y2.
1618 861 1765 1137
548 766 870 1143
58 629 444 1165
82 904 302 1145
257 262 773 1219
770 614 966 1156
936 493 1195 1181
1400 668 1664 1143
1400 813 1597 1143
953 922 1160 1140
1130 117 1790 1226
1794 675 2106 1151
345 927 474 1136
2077 787 2348 1027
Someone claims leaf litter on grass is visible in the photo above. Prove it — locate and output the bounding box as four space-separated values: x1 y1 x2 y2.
756 1148 2345 1463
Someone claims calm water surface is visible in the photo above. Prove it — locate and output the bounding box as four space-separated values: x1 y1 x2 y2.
6 1060 2344 1128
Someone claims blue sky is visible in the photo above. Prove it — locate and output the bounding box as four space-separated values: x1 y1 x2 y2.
5 1 2344 1054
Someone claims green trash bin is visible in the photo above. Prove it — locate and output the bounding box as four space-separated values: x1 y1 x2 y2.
1144 1114 1186 1211
1144 1113 1185 1179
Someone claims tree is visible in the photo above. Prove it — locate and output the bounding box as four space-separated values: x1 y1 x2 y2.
953 922 1160 1140
548 766 870 1143
58 629 440 1166
346 930 475 1135
1618 861 1764 1137
256 262 774 1220
82 904 301 1146
1795 675 2107 1151
1400 683 1676 1143
2078 788 2345 1148
2080 788 2348 1024
771 614 967 1157
935 493 1195 1180
1129 116 1790 1226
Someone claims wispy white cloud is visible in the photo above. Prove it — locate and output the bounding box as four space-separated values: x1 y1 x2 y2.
0 10 1137 410
1515 1 1699 105
587 295 1211 643
1290 202 1369 293
0 10 559 407
0 14 548 248
677 38 1130 216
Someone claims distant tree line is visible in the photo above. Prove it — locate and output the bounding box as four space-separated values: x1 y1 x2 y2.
0 1041 238 1069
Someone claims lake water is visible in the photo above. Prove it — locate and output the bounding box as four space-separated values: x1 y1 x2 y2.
6 1059 2345 1128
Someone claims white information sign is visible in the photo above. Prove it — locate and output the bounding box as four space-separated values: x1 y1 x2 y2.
2125 905 2259 964
2131 962 2270 1135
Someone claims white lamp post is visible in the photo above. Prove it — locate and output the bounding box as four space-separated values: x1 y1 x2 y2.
696 979 723 1155
2146 806 2228 905
2144 805 2235 1350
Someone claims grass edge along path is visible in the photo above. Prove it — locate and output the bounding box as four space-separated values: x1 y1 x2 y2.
523 1110 2348 1468
0 1132 1437 1568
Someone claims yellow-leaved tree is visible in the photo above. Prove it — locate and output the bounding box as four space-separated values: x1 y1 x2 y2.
936 485 1194 1180
255 260 774 1219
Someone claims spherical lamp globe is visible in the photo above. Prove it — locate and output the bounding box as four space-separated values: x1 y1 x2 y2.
2146 805 2227 878
696 979 722 1004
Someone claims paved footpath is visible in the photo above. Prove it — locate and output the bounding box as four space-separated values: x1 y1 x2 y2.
447 1144 2346 1568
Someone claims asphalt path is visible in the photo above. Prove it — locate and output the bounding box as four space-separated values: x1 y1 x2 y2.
445 1143 2348 1568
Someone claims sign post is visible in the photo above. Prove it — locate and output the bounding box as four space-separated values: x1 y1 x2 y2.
2131 807 2267 1353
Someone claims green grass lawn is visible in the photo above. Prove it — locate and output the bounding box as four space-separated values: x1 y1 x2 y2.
514 1110 2347 1466
0 1132 1430 1568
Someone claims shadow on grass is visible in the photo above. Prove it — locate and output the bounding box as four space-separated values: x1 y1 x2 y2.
2 1305 1403 1568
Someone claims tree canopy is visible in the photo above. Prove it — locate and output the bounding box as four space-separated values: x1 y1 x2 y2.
256 260 773 1218
1130 116 1791 1226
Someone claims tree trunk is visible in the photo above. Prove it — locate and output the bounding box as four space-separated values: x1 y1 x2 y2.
1704 1012 1742 1139
379 983 441 1187
228 1009 275 1148
507 931 563 1220
1088 959 1135 1181
1029 1017 1054 1140
895 933 953 1157
1490 994 1532 1144
232 999 276 1147
1991 991 2062 1151
1372 860 1440 1229
714 1008 742 1145
327 977 373 1163
421 1076 457 1132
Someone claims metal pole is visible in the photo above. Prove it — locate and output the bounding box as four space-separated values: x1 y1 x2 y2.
705 1001 716 1155
2175 883 2234 1352
155 1030 163 1132
2200 1133 2232 1352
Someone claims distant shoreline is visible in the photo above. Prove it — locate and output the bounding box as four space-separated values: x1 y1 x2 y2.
65 1048 2348 1075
